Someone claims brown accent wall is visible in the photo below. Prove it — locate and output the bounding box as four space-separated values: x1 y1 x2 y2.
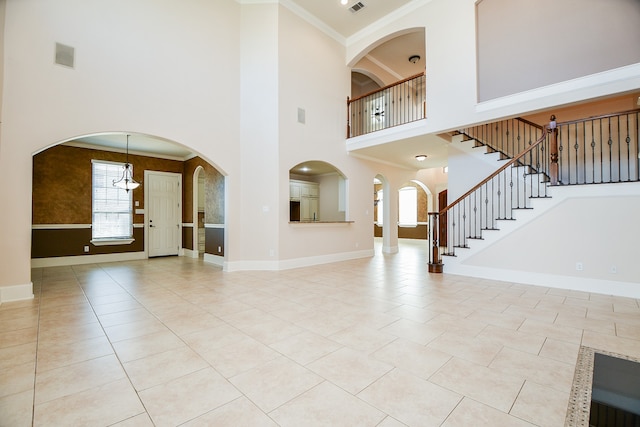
32 144 183 225
32 228 144 258
205 228 224 256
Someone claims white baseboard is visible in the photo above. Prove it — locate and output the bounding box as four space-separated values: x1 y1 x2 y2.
444 263 640 299
183 248 200 259
0 282 34 304
204 253 224 267
31 252 147 268
224 249 374 272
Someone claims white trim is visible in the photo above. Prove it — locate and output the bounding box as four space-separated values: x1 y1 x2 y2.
183 248 199 259
204 253 224 267
133 223 144 228
204 224 225 229
91 238 135 246
0 283 34 304
183 223 195 228
32 224 92 229
382 245 399 254
289 221 353 227
31 252 146 268
223 249 373 272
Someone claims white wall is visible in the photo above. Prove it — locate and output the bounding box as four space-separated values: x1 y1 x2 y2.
459 183 640 297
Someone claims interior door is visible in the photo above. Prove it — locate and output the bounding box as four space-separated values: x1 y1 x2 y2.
148 172 181 257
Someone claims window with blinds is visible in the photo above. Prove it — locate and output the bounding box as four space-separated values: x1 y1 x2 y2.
92 160 133 240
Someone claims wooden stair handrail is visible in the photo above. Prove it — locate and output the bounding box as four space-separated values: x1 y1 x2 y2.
347 71 426 104
439 125 549 216
554 108 640 127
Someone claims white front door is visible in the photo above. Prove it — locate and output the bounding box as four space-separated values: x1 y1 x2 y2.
147 171 181 257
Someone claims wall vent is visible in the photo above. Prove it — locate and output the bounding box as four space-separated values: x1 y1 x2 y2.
349 2 365 13
55 43 75 68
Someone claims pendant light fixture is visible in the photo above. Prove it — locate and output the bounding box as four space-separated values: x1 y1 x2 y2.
112 134 140 192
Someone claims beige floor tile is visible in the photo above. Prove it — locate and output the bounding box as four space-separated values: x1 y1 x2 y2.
616 322 640 340
36 335 113 372
0 361 35 399
307 347 393 394
98 307 157 328
293 310 357 336
182 323 249 355
35 354 125 404
139 367 241 427
539 338 581 364
376 416 409 427
199 336 281 378
328 324 397 353
37 320 105 346
372 338 451 380
518 318 584 344
183 396 278 427
33 378 144 426
0 389 33 427
427 332 503 366
270 381 387 426
380 318 442 345
582 330 640 358
0 342 36 371
385 304 437 323
269 331 342 365
442 397 535 427
0 327 37 349
477 324 546 355
238 315 305 345
92 299 143 316
161 312 225 336
123 347 208 391
358 369 462 427
489 347 575 394
107 412 155 426
103 317 170 342
504 305 558 323
229 356 323 412
510 380 569 426
430 357 524 412
113 329 185 362
554 311 615 335
466 308 525 330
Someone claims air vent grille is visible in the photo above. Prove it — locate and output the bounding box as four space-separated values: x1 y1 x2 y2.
349 2 365 13
55 43 75 68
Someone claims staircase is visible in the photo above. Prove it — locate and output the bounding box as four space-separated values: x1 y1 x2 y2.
428 110 640 274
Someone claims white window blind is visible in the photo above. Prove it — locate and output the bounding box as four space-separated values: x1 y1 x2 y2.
398 186 417 226
92 160 133 239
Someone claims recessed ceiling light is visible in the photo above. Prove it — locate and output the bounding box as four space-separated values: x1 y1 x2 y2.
341 0 348 5
415 154 427 161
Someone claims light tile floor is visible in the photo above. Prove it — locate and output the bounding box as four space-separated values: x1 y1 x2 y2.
1 240 639 426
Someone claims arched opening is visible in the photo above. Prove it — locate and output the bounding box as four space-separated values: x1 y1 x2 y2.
192 166 205 258
289 161 348 222
31 132 226 268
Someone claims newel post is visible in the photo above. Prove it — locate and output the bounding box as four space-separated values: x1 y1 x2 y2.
549 114 559 185
427 212 443 273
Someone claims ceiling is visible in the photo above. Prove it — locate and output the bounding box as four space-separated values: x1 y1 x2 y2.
64 1 434 174
288 0 416 39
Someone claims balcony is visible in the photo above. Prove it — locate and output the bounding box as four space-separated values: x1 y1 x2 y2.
347 72 426 138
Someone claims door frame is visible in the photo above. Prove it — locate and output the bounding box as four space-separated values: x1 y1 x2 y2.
191 166 204 258
144 170 183 258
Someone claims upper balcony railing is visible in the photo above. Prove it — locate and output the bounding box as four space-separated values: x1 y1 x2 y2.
347 72 426 138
